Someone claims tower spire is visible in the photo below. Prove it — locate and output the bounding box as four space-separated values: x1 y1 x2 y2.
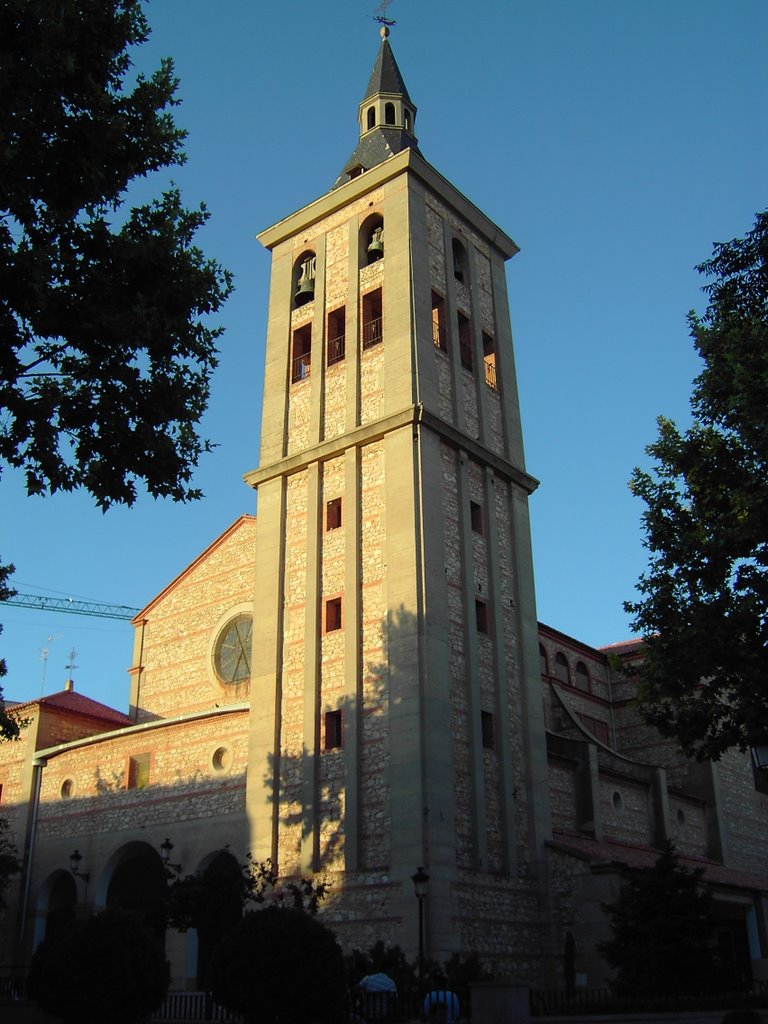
332 28 420 189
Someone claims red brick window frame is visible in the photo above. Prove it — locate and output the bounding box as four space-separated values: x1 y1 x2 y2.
127 752 152 790
325 596 343 633
554 652 570 686
481 710 495 749
326 498 342 531
575 660 591 693
325 710 343 750
475 598 489 635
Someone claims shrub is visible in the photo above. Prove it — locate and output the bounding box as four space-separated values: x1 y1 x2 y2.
29 910 169 1024
210 905 346 1024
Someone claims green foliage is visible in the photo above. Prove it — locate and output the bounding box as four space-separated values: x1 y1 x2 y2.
28 910 169 1024
599 842 720 998
0 817 21 911
210 906 346 1024
627 211 768 760
0 0 233 509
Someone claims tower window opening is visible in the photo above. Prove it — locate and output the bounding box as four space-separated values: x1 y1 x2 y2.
327 307 346 365
482 332 497 390
325 710 343 750
539 643 549 677
481 710 495 749
452 238 468 283
554 652 570 686
470 500 483 534
384 102 396 125
575 661 591 693
458 312 473 370
367 105 376 130
326 497 342 531
475 598 489 635
291 324 312 383
362 288 383 349
431 292 447 351
404 107 412 132
325 597 343 632
293 253 316 307
365 218 384 264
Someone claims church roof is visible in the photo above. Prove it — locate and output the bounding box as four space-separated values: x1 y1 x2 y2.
362 37 413 105
333 29 421 190
11 687 132 727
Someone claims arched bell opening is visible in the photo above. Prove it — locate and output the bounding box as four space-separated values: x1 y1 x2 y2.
360 214 384 267
293 250 317 308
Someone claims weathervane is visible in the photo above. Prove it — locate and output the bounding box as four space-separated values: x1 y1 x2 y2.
373 0 396 28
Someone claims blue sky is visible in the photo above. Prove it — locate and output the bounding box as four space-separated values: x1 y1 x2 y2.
3 0 766 711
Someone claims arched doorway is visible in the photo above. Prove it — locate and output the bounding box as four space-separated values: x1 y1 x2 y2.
195 850 243 989
34 871 77 950
105 842 167 940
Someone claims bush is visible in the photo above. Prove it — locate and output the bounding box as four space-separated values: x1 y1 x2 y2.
29 910 169 1024
210 905 346 1024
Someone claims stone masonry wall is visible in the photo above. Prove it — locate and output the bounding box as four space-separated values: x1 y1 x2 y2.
135 517 256 720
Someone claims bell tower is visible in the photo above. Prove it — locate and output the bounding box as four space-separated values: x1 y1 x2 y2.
246 27 552 976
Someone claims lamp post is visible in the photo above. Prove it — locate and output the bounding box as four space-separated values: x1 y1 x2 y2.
411 866 429 992
160 838 182 875
69 849 89 883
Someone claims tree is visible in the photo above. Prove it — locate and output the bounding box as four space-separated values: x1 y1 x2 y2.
599 842 720 998
0 816 21 911
0 0 232 509
210 906 346 1024
626 211 768 762
28 910 169 1024
0 562 21 741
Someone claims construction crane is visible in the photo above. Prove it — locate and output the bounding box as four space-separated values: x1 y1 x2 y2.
1 592 140 621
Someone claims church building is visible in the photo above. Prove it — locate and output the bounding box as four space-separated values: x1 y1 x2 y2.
1 29 766 993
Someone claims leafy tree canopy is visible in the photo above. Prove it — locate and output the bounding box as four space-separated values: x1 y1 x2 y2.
0 0 233 510
626 211 768 761
0 816 21 911
599 842 720 998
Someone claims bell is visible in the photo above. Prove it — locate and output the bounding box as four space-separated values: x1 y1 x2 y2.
295 276 315 305
294 256 316 305
367 227 384 263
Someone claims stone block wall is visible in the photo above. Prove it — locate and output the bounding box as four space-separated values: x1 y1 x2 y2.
132 516 256 720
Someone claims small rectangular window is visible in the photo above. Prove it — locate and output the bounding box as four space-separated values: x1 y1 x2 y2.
325 710 342 750
327 307 346 365
458 312 472 370
326 498 342 531
292 324 312 383
325 597 342 632
475 599 489 635
128 753 151 790
481 711 495 750
482 332 497 390
362 288 383 350
431 292 447 351
470 501 483 534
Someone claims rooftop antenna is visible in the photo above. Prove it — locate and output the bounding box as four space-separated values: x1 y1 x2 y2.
39 633 63 697
373 0 396 28
65 647 78 690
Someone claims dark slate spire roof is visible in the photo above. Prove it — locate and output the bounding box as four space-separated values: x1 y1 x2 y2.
362 37 414 106
332 28 420 190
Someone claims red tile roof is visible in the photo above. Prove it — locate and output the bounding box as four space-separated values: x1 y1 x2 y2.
549 830 768 892
11 689 132 728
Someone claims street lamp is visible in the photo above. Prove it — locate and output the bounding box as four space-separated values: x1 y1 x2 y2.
69 849 90 883
160 838 182 875
411 866 429 991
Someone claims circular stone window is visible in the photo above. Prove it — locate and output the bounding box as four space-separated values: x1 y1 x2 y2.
676 808 686 827
213 613 253 686
60 779 74 799
211 746 232 773
612 790 623 812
